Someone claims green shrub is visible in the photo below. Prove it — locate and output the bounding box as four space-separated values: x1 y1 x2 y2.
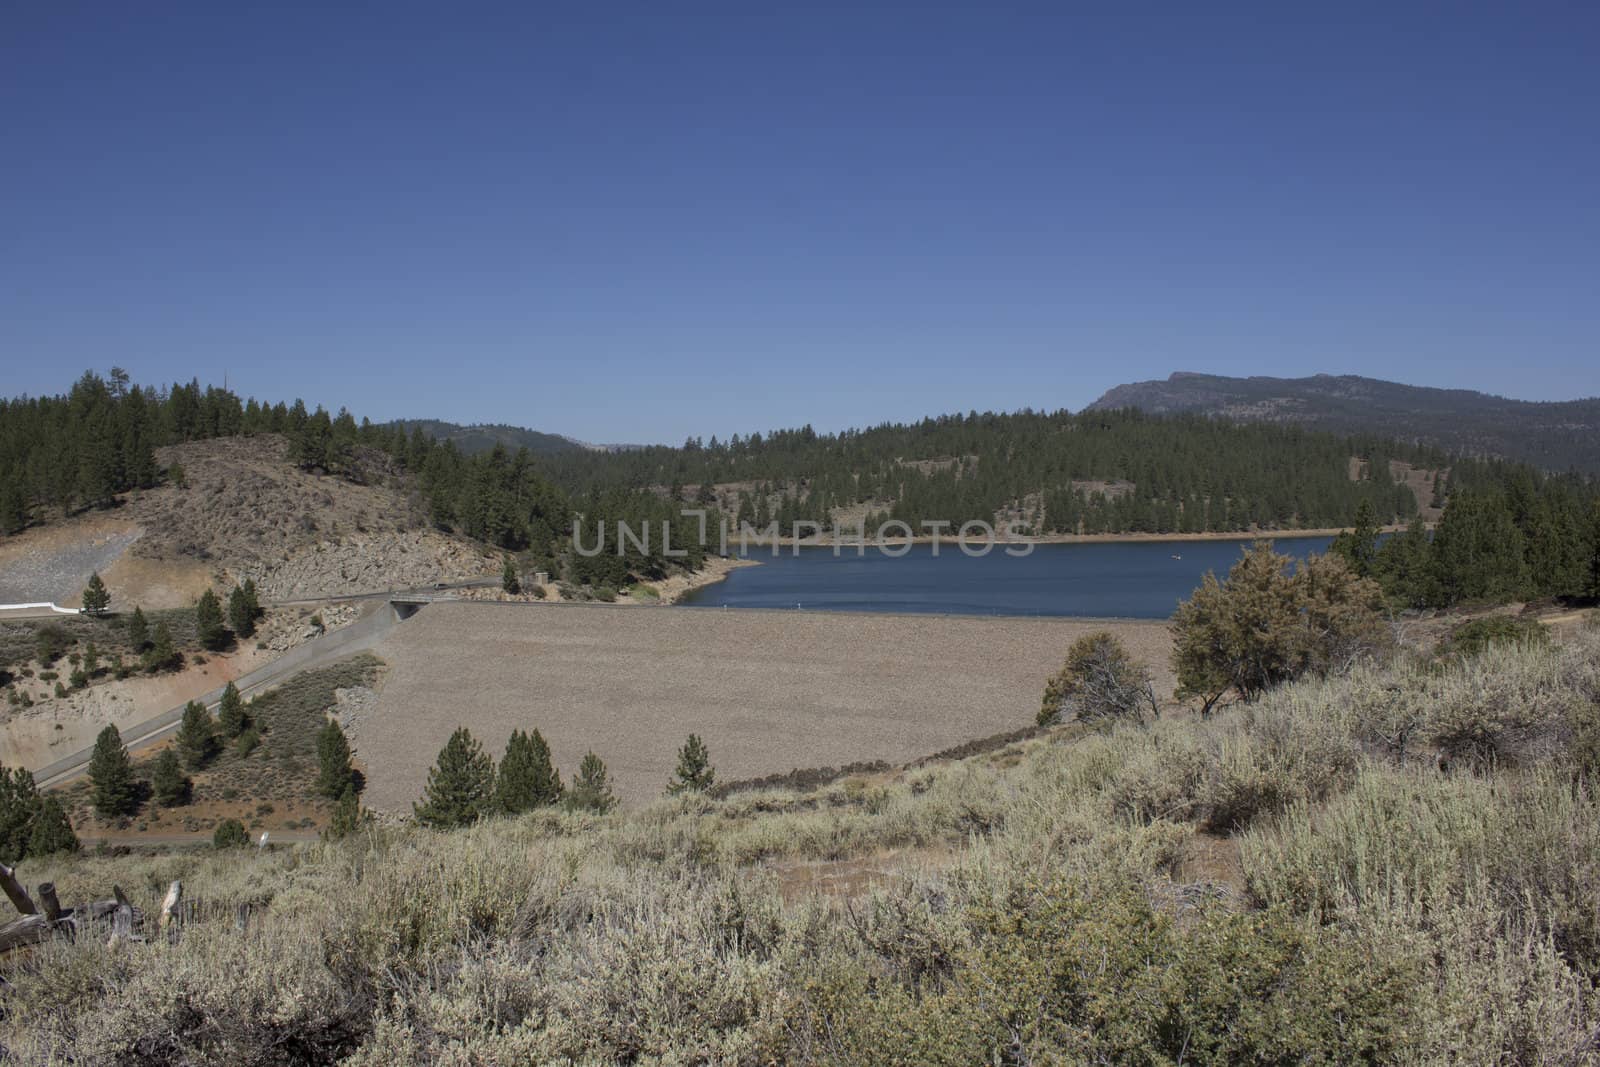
212 819 249 848
1440 615 1549 659
805 875 1425 1065
1038 631 1156 726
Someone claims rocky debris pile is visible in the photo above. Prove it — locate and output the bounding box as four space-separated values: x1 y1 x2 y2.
254 603 363 653
240 532 493 601
332 685 379 734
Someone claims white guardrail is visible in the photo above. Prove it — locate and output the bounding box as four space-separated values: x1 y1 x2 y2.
0 603 83 615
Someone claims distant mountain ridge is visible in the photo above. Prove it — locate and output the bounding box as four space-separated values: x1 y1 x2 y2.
389 419 588 457
1087 372 1600 473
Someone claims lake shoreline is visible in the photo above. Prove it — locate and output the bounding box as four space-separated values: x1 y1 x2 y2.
718 524 1405 551
653 555 761 604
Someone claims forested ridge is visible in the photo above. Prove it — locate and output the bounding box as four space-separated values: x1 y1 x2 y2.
3 371 1596 604
1090 371 1600 474
541 409 1442 535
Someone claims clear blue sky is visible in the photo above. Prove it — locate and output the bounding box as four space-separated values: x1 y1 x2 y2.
3 4 1596 443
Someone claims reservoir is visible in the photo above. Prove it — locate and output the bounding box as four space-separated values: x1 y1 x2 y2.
677 535 1336 619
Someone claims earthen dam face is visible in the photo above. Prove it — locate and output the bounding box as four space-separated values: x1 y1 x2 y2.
356 601 1174 809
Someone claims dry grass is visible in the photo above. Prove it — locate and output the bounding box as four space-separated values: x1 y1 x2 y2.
4 631 1600 1063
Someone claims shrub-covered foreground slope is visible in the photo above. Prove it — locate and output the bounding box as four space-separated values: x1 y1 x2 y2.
6 629 1600 1063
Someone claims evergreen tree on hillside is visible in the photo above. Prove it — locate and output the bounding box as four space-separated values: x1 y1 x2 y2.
495 728 562 814
1372 517 1435 608
666 734 716 796
566 751 617 814
0 767 41 862
217 681 248 738
414 727 495 829
195 589 228 651
81 571 111 616
88 725 135 818
1430 491 1529 605
316 720 355 800
1329 500 1379 577
151 748 191 806
143 620 177 672
227 584 258 638
1588 500 1600 599
126 605 149 651
0 482 25 536
27 797 78 857
325 786 368 840
176 701 217 769
501 556 521 595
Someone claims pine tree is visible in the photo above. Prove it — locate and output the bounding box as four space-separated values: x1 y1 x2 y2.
316 720 355 799
0 767 41 862
501 556 521 594
566 751 617 814
26 797 78 857
81 571 111 616
1430 491 1529 605
227 584 257 638
176 700 216 769
1329 499 1379 577
666 734 716 795
324 786 367 840
1373 516 1436 608
195 589 228 650
151 748 190 806
495 728 562 814
0 482 25 536
413 727 495 828
217 681 247 738
143 620 177 672
126 605 149 651
88 725 136 818
1588 500 1600 600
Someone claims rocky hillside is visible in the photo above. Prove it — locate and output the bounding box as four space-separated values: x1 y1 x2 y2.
1089 372 1600 473
124 435 495 600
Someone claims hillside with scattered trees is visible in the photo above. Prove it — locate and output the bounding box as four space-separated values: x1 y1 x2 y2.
1089 371 1600 474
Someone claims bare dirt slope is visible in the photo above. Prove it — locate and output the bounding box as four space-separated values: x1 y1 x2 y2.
0 435 497 607
356 602 1173 810
131 435 496 599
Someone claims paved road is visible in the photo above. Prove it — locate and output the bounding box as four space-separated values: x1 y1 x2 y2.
266 576 498 608
32 599 411 789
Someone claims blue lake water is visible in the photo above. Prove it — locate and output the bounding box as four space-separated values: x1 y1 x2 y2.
677 536 1336 619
